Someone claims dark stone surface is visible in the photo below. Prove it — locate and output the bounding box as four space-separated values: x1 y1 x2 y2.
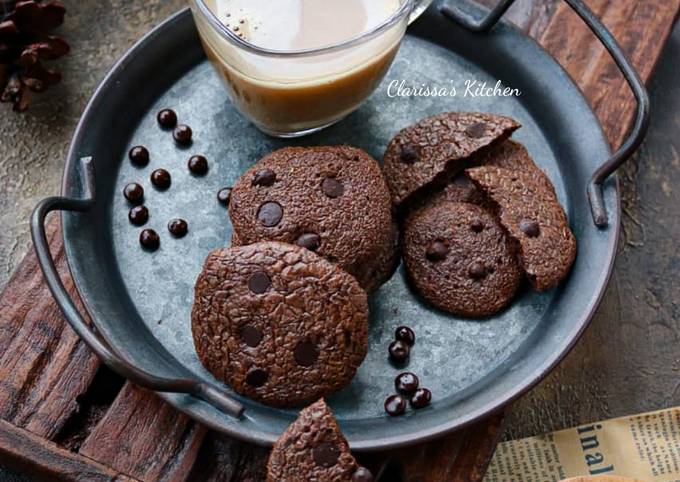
0 0 677 477
0 0 186 286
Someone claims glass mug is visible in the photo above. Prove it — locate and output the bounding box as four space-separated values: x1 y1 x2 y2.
188 0 434 138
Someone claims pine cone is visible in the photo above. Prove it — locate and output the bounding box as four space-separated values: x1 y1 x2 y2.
0 0 69 111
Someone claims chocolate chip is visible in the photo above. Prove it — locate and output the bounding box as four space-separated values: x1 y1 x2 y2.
395 372 419 394
167 218 188 238
157 109 177 128
217 187 232 206
257 202 283 227
245 368 268 387
388 340 410 363
123 183 144 204
296 233 321 251
294 340 319 367
312 442 340 468
151 169 171 190
240 325 263 347
322 177 344 198
139 229 159 251
468 261 487 280
248 271 270 294
395 326 415 346
252 169 276 187
465 122 487 138
384 394 407 416
410 388 432 409
128 205 148 226
426 240 449 261
400 144 419 164
129 146 149 166
470 219 485 233
519 219 541 237
173 124 193 145
352 467 374 482
188 155 209 175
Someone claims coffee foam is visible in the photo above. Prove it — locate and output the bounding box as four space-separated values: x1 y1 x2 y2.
210 0 401 50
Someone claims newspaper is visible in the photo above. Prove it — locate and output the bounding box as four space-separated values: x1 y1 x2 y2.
485 407 680 482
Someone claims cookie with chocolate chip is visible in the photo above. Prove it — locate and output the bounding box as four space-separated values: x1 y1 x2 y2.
191 242 369 407
229 146 397 292
267 399 372 482
383 112 520 206
467 166 577 291
404 202 522 317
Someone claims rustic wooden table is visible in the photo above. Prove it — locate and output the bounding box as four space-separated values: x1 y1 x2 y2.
1 1 679 480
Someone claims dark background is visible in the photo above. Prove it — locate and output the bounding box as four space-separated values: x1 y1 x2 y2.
0 1 678 479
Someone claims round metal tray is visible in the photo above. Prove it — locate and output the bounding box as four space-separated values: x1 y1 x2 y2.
31 1 649 451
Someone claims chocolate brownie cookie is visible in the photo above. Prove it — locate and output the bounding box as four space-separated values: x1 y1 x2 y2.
267 399 371 482
467 166 577 291
191 242 369 407
383 112 520 206
407 172 487 217
403 201 522 317
479 139 543 174
229 146 397 293
230 230 242 246
407 140 545 213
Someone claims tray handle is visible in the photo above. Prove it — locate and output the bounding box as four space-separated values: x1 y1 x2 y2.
440 0 650 227
30 156 244 419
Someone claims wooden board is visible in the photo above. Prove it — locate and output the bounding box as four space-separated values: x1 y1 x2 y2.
0 1 678 480
0 216 100 440
0 419 138 482
78 384 207 482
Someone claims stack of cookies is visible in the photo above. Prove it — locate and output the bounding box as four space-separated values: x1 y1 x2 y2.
384 112 577 317
192 145 398 408
267 399 373 482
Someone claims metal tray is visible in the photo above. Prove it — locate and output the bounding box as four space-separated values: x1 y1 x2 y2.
31 0 648 451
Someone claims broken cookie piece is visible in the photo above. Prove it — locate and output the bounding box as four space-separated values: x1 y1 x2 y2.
383 112 520 206
267 399 373 482
467 166 577 291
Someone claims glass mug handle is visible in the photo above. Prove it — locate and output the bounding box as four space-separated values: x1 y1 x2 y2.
408 0 435 24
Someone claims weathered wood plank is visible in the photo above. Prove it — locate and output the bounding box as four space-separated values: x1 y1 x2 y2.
450 413 504 481
187 432 270 482
79 383 207 482
477 0 560 36
539 0 680 146
0 419 138 482
368 413 503 482
0 216 100 440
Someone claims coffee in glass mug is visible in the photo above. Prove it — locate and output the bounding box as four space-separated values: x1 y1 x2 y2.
189 0 432 137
